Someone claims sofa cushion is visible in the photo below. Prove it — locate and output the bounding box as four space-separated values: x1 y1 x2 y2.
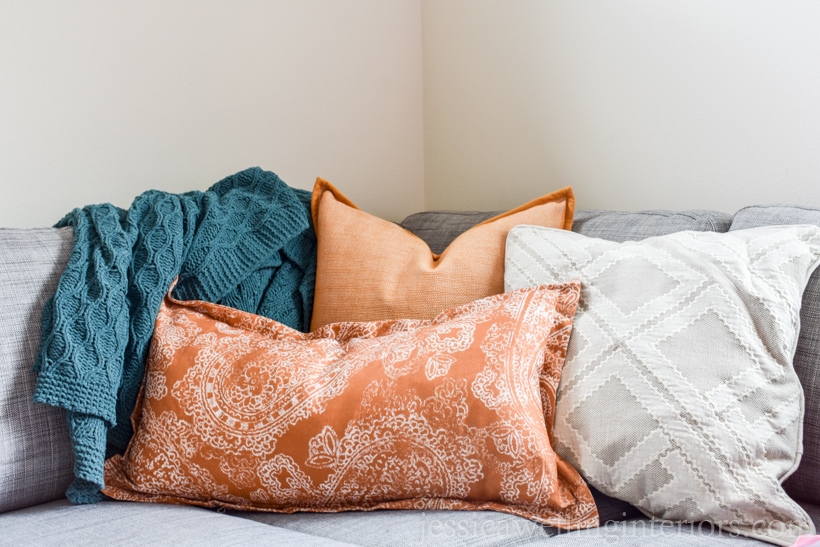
548 520 772 546
310 178 574 329
233 509 557 546
731 205 820 507
0 227 74 513
504 224 820 545
0 499 355 547
399 209 732 254
550 504 819 547
233 509 780 546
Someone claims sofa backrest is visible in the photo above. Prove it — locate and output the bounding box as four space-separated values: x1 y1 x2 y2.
0 227 74 513
400 209 733 253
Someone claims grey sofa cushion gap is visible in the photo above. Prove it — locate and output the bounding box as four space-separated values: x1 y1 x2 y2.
0 227 74 513
730 205 820 506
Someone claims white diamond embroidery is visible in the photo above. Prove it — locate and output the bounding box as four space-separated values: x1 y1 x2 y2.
592 256 680 315
505 224 820 545
657 309 757 395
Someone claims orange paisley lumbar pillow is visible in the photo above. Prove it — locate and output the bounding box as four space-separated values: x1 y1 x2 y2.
102 279 598 530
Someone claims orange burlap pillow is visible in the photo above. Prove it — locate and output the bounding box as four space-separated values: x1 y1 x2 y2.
103 280 598 529
309 178 575 329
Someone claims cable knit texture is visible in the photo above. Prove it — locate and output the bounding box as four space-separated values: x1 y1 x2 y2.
33 167 316 504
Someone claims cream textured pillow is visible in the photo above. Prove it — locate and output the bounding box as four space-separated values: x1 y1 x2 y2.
309 178 574 329
504 224 820 546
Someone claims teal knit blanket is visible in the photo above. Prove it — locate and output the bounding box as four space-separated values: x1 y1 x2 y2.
33 168 316 503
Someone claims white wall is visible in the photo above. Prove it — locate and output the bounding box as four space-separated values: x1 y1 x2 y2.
0 1 424 228
4 2 820 228
423 1 820 213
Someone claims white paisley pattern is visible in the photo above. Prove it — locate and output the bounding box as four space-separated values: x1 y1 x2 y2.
380 321 476 380
103 281 598 530
145 310 201 401
305 379 482 505
172 330 350 457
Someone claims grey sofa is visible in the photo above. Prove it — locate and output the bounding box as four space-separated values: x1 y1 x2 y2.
1 205 819 546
